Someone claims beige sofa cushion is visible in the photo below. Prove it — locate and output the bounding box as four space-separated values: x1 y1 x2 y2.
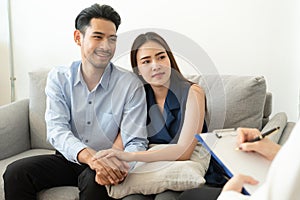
37 186 79 200
261 112 287 143
29 70 53 150
185 75 267 131
0 100 30 160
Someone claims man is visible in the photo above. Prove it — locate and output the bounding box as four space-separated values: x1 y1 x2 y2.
3 4 148 200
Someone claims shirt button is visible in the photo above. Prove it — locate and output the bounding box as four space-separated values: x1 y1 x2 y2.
88 101 92 104
87 121 91 125
85 139 89 143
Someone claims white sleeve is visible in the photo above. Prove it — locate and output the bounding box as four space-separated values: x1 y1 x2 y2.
251 121 300 200
218 120 300 200
217 191 250 200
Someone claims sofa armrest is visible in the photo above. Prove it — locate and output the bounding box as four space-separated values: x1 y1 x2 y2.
0 99 31 160
262 92 272 127
278 122 296 145
261 112 287 144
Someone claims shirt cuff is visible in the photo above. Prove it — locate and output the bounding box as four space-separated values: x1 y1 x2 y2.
68 141 88 164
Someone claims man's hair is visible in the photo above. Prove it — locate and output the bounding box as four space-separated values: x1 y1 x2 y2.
75 3 121 34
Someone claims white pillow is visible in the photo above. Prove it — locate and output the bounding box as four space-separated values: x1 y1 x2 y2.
105 143 210 198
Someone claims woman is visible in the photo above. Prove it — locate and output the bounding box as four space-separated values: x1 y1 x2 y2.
96 32 207 199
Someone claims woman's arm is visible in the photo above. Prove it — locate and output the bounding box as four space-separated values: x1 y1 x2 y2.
169 84 206 160
112 133 124 150
95 84 206 162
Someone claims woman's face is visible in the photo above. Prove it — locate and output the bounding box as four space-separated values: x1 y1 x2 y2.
136 41 171 87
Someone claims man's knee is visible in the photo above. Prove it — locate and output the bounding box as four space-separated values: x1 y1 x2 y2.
3 160 37 200
3 160 26 184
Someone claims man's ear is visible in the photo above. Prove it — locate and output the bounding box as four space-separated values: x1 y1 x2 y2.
74 30 81 46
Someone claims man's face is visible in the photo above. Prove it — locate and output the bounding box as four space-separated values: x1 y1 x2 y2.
78 18 117 69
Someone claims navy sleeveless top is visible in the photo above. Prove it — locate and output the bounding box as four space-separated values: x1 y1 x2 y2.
145 71 207 144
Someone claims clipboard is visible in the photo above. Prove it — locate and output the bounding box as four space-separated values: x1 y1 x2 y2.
196 129 272 195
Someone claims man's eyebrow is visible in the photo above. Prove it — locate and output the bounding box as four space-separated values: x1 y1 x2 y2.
93 31 104 35
93 31 117 38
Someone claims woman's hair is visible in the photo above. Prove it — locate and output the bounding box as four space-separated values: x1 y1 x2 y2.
130 32 184 77
75 3 121 34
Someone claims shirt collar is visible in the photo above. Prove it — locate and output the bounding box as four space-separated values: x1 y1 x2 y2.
74 63 81 86
73 62 112 90
100 63 112 90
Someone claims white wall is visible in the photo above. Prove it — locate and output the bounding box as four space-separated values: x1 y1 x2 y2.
0 0 11 105
1 0 299 121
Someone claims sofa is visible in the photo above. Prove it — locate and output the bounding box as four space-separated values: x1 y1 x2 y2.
0 70 295 200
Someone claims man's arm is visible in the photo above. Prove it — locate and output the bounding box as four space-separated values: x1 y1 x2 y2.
45 67 88 163
119 80 148 158
46 68 129 185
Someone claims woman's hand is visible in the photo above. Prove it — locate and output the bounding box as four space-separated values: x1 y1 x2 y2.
93 148 133 162
222 174 259 193
236 128 281 161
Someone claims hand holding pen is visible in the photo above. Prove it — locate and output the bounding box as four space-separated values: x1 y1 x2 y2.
236 127 281 161
248 127 280 142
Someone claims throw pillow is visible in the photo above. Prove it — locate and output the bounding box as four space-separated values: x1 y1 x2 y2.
29 70 54 150
185 75 267 131
105 143 210 198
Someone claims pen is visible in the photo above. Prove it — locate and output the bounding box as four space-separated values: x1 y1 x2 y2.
248 127 280 142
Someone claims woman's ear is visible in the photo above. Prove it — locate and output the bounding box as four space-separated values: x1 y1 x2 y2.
74 30 81 46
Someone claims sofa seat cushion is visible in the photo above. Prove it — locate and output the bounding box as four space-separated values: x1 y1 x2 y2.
0 149 54 200
38 186 79 200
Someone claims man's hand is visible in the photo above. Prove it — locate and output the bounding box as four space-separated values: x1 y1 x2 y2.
77 147 129 185
236 128 281 160
91 156 129 185
222 174 259 193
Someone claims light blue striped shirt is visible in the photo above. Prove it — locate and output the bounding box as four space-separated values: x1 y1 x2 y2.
45 61 148 163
